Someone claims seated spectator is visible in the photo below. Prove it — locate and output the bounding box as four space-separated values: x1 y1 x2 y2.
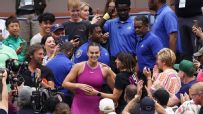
19 43 55 88
168 60 197 106
188 82 203 114
53 102 71 114
73 24 110 65
16 86 35 114
99 98 115 114
175 100 200 114
51 24 66 40
3 16 28 63
0 70 8 114
192 25 203 40
30 12 55 45
124 84 137 103
153 88 175 114
40 34 57 65
144 48 181 95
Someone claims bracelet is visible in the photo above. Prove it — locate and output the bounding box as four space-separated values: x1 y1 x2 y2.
97 92 101 96
103 13 110 20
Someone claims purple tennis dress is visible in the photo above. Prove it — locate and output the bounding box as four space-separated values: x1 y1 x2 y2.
71 62 104 114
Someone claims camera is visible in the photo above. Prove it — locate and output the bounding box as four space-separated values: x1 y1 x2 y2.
31 87 65 113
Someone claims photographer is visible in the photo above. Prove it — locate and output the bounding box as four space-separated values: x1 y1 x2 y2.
0 70 8 114
19 43 54 89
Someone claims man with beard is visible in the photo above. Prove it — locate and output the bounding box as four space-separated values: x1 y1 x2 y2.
19 43 54 88
148 0 182 62
99 0 137 73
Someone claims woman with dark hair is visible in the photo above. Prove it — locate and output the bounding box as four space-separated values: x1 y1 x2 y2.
40 34 57 65
91 52 136 114
103 0 117 19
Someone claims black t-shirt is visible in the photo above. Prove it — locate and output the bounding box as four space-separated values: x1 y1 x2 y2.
63 20 91 46
199 107 203 114
175 0 203 17
20 65 54 87
0 109 7 114
115 71 132 113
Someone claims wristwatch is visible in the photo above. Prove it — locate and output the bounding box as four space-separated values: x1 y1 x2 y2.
97 92 101 96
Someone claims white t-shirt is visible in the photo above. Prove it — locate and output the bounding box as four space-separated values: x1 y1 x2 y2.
0 19 9 39
30 33 42 45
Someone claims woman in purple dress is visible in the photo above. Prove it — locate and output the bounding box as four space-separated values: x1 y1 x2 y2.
62 42 115 114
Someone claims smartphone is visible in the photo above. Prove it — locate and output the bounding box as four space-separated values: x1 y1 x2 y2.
73 35 80 42
193 20 200 27
20 42 26 46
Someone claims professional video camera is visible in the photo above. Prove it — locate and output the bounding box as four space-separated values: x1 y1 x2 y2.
31 86 65 113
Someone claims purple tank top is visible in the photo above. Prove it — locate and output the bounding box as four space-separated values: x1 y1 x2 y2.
71 62 104 114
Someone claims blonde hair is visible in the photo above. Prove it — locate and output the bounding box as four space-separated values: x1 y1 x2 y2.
80 1 89 10
157 48 176 67
190 82 203 93
67 0 81 9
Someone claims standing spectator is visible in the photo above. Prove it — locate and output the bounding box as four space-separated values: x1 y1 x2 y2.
171 0 203 61
73 24 110 65
0 31 17 68
188 82 203 114
63 0 90 46
144 48 181 95
135 15 163 82
100 0 137 72
80 2 101 24
30 12 55 45
103 0 117 19
62 42 115 114
149 0 182 61
40 35 57 65
51 24 66 40
168 60 197 106
0 70 8 114
19 43 55 88
91 52 136 113
3 16 28 63
46 42 74 106
16 0 46 42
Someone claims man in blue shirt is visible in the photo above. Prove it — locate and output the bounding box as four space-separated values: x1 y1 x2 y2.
73 24 110 65
99 0 137 72
135 16 163 82
46 42 74 106
168 60 197 106
149 0 182 62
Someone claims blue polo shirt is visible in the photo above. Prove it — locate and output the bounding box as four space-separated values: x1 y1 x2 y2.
151 4 182 53
46 53 73 96
73 40 110 65
175 79 197 99
104 16 137 57
136 32 163 72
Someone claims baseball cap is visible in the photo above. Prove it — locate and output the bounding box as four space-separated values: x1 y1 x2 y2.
99 98 115 113
140 96 155 114
51 24 64 33
174 59 195 76
194 47 203 57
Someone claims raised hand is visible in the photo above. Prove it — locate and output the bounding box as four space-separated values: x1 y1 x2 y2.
137 80 144 97
143 67 152 79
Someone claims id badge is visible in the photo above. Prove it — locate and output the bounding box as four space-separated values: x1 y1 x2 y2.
179 0 186 8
